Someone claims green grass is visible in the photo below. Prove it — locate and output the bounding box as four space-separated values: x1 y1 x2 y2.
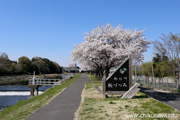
109 101 117 104
86 73 101 82
76 74 180 120
0 73 82 120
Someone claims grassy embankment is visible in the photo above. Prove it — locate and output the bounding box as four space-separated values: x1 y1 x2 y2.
75 74 180 120
86 74 101 82
0 73 82 120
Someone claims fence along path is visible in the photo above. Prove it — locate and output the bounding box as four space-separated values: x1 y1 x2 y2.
29 78 61 86
26 73 90 120
28 74 75 86
134 76 180 93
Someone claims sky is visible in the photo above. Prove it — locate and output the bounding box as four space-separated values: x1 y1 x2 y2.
0 0 180 67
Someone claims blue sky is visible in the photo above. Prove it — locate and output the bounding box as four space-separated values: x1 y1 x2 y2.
0 0 180 67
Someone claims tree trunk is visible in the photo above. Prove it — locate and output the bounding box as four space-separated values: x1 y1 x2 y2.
104 67 110 79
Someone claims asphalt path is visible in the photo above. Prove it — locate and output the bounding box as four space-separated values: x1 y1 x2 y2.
26 73 90 120
140 87 180 111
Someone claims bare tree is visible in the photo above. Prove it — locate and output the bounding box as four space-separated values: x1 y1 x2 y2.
153 32 180 89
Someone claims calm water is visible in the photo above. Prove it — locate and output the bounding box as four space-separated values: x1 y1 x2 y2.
0 85 50 91
0 95 30 112
0 86 50 112
0 74 69 112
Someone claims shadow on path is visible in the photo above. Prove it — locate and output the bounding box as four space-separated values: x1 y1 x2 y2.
140 87 180 111
140 87 180 102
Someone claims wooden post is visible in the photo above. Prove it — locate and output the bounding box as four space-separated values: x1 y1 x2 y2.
129 55 132 88
102 77 106 99
35 87 38 96
28 85 39 97
30 87 34 97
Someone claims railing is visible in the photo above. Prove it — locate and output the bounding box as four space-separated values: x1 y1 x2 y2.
28 74 75 96
29 78 61 86
133 76 180 93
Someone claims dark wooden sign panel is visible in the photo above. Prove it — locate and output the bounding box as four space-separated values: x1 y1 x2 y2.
106 57 131 91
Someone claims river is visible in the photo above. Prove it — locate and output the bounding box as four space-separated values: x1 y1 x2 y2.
0 74 69 112
0 86 50 112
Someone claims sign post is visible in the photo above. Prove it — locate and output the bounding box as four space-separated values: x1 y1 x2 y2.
105 55 132 95
102 76 107 98
94 55 140 98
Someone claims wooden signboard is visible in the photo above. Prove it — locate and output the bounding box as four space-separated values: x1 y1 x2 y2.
105 55 132 95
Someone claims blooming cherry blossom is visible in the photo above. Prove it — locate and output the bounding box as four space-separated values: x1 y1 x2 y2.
71 24 150 78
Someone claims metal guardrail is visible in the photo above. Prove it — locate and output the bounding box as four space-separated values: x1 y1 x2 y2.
28 74 76 86
29 78 61 86
28 74 75 96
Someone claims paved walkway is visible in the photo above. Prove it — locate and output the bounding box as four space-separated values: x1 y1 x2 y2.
26 73 90 120
140 87 180 111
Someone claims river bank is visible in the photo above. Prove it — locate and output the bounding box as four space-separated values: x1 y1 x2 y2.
0 73 73 112
0 86 51 112
0 74 81 120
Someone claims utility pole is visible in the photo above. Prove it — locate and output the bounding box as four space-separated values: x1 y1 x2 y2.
178 65 180 90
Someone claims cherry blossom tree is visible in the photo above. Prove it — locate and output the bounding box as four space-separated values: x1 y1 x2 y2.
71 24 150 78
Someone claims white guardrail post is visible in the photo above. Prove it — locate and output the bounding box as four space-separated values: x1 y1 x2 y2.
32 77 35 84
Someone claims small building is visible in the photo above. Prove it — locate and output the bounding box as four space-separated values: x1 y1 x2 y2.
63 67 80 73
68 63 77 67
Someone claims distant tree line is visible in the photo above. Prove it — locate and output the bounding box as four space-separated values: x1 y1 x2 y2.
0 53 62 75
134 53 173 78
